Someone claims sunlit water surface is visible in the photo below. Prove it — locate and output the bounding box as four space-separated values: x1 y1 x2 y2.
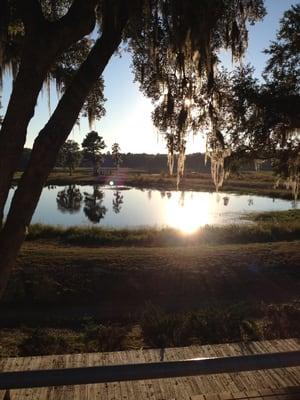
5 185 298 233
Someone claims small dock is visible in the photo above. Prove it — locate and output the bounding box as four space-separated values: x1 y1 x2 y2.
0 338 299 399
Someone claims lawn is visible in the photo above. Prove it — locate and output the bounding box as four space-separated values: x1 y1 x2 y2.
1 210 299 356
1 239 299 356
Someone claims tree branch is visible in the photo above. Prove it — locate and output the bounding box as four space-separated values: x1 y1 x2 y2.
54 0 97 44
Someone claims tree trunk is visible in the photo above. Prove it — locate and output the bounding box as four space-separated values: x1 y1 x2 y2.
0 1 97 223
0 47 49 223
0 17 127 298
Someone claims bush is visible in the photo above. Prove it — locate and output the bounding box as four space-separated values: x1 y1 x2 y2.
140 304 284 347
83 322 126 352
260 304 300 339
19 329 69 356
140 304 190 347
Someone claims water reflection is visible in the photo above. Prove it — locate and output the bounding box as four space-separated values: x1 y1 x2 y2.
5 184 296 229
83 185 107 223
56 185 83 214
166 191 211 233
223 196 229 206
179 191 185 207
112 191 124 214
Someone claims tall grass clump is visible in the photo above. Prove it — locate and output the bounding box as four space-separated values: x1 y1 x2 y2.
83 320 127 352
140 302 300 348
19 328 69 356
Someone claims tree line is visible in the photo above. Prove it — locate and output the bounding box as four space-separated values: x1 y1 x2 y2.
19 147 271 174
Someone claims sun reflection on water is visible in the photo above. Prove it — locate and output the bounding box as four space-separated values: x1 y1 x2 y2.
165 192 212 234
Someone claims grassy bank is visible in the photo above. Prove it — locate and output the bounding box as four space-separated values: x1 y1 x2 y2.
13 169 294 199
1 210 299 357
1 238 299 356
26 211 300 246
244 209 300 223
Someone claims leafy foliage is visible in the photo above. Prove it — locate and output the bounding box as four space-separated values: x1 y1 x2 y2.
111 142 122 168
82 131 106 175
130 0 265 187
57 139 81 175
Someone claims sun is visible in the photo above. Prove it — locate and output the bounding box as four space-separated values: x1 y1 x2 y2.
165 193 212 234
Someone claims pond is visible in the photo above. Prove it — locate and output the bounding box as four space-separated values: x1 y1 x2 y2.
5 185 298 233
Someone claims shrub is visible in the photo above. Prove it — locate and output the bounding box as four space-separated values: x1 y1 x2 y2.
19 329 69 356
83 322 126 352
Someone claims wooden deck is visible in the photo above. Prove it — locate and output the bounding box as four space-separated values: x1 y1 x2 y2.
0 339 299 399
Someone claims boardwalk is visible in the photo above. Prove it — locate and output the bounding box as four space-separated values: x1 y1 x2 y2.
0 339 299 399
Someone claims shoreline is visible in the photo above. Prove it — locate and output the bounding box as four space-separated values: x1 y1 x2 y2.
24 209 300 246
13 170 295 200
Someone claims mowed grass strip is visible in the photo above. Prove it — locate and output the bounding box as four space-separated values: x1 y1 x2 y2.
2 240 299 311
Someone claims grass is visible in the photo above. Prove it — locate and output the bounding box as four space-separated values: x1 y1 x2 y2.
3 239 300 310
26 217 300 246
1 209 299 357
244 209 300 223
13 169 295 199
1 238 299 355
1 302 299 357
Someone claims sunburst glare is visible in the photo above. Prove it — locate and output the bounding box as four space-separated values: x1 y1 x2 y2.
165 192 212 234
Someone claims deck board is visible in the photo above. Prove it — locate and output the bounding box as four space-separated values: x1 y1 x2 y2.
1 339 299 399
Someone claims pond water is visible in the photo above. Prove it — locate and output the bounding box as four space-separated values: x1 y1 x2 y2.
5 185 298 233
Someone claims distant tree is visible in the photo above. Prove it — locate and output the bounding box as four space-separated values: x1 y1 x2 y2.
82 131 106 175
111 143 122 168
57 140 81 175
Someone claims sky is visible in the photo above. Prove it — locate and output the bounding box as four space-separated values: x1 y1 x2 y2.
1 0 298 154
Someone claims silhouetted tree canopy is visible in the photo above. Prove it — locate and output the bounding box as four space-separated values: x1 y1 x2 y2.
57 139 81 175
111 143 122 168
82 131 106 175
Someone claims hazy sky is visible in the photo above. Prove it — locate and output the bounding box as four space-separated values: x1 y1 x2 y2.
1 0 298 153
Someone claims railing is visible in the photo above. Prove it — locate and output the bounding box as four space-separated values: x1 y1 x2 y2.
0 350 299 391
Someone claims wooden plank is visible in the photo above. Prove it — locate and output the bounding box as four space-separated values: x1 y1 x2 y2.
254 341 293 389
180 346 206 397
224 342 273 392
0 339 299 399
210 344 240 394
144 348 167 400
166 347 192 400
119 350 137 400
127 349 151 400
226 343 262 391
199 345 226 394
